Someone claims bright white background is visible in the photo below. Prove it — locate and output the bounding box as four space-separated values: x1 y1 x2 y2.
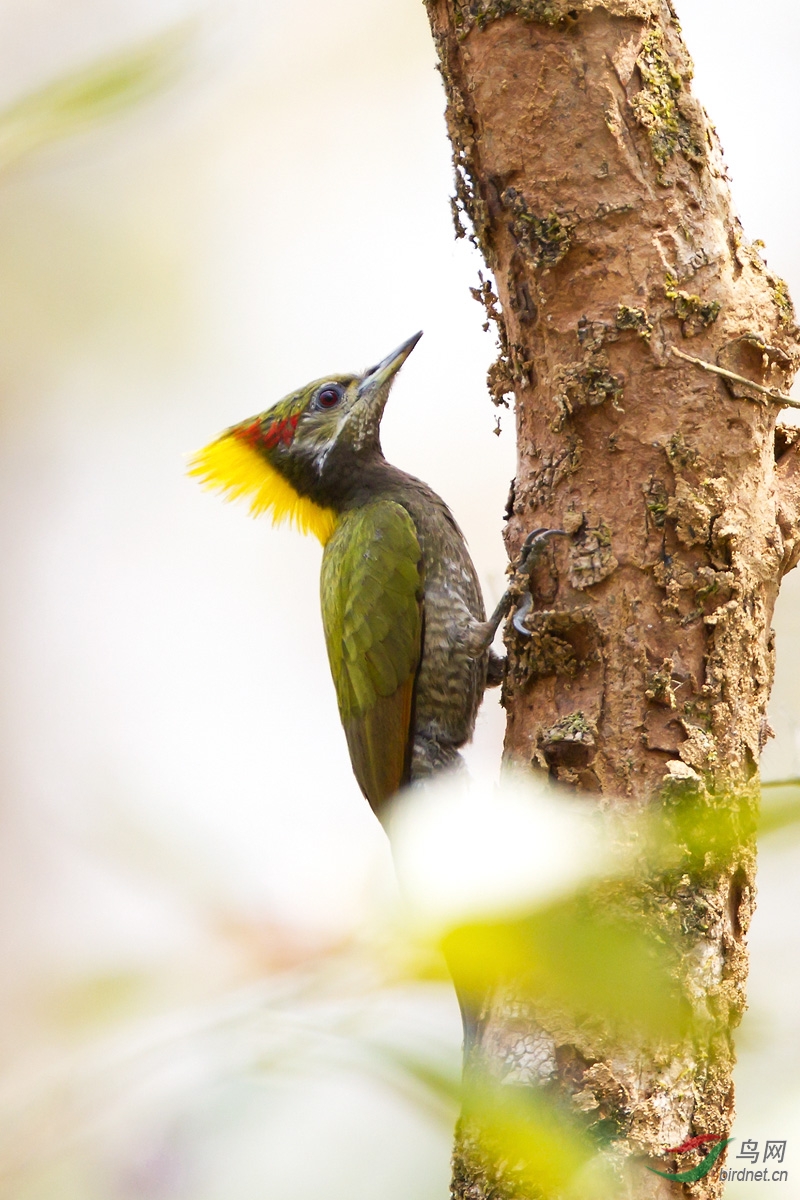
0 2 798 1196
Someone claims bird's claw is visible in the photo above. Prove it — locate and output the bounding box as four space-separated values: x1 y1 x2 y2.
512 590 534 636
516 527 570 575
511 528 569 638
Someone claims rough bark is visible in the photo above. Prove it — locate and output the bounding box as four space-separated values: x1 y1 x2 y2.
423 1 800 1197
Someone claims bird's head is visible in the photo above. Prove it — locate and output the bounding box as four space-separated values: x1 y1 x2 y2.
190 331 422 543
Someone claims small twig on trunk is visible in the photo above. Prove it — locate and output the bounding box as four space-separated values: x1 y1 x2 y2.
669 343 800 410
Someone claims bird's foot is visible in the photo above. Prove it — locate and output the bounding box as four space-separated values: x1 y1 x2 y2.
510 528 570 638
469 528 569 663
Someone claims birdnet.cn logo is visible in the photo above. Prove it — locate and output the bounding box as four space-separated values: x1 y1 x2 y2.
646 1135 789 1184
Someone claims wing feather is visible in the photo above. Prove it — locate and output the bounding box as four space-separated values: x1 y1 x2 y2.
320 501 423 818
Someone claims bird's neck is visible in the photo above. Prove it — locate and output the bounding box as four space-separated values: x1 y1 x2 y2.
311 449 408 511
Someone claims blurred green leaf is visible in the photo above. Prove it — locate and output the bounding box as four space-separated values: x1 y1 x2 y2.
0 24 192 171
759 779 800 838
645 779 800 868
457 1081 615 1200
386 1047 615 1200
648 791 755 873
442 889 689 1042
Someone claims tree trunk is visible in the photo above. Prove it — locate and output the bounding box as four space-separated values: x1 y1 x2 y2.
423 1 800 1196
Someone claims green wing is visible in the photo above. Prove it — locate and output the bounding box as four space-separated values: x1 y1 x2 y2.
320 500 423 818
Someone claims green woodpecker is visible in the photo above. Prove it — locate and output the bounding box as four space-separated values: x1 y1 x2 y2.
191 333 555 825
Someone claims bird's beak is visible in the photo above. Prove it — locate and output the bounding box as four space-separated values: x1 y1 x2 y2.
356 331 423 403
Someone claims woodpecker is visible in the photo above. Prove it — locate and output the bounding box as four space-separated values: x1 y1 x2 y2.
191 333 558 824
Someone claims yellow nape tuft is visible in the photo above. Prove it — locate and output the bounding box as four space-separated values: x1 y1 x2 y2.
188 433 337 545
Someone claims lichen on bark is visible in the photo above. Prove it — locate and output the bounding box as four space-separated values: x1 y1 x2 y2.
630 25 704 166
423 0 800 1197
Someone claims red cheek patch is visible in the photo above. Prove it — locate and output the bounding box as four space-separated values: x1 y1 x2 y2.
236 412 299 450
263 422 282 449
236 420 262 445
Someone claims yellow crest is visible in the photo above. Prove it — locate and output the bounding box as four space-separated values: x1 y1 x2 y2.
189 432 337 545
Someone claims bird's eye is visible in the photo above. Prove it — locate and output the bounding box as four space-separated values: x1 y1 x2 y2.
316 385 342 410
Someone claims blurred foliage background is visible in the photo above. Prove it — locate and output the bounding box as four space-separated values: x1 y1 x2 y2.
0 1 799 1197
